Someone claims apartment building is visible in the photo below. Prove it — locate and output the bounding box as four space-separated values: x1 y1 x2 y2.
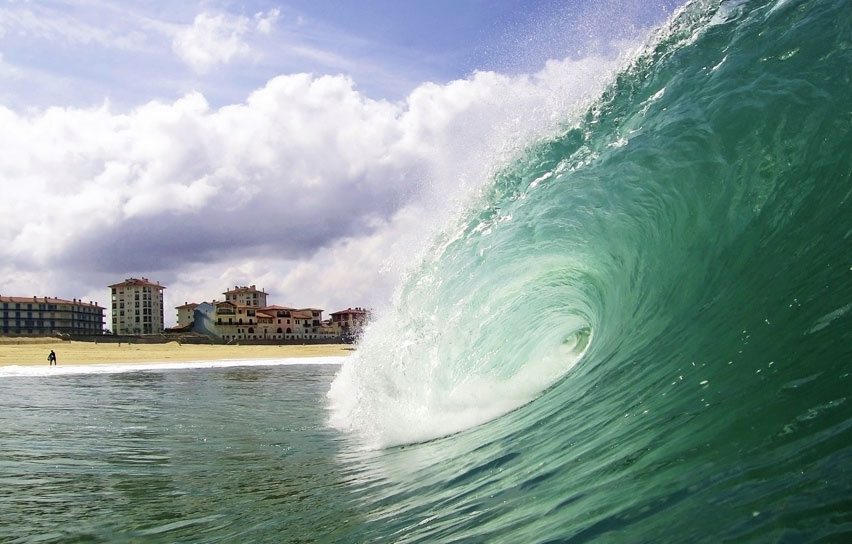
177 284 370 342
175 302 199 328
0 295 105 336
211 303 329 341
109 277 165 335
222 285 268 308
178 284 340 341
329 307 370 337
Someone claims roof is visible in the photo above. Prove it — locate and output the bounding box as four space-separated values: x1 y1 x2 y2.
109 277 165 289
291 310 314 319
256 312 273 319
261 305 296 311
223 285 268 295
0 295 104 309
330 307 368 316
175 302 199 309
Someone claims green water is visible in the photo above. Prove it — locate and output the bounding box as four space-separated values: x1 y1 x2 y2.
0 365 362 542
329 0 852 541
2 0 851 542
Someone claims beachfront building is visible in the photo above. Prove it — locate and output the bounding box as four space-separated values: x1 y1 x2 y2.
180 286 336 341
109 277 166 335
254 305 296 337
330 307 370 338
177 285 367 342
297 308 323 332
223 285 268 308
0 296 105 336
175 302 199 328
210 302 331 341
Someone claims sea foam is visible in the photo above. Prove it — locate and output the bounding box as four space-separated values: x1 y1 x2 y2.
0 356 346 377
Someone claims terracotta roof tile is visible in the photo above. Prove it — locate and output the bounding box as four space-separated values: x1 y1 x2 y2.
109 277 165 289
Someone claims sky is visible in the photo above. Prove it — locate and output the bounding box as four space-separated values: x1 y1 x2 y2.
0 0 683 327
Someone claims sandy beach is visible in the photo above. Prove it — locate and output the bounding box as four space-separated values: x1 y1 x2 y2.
0 338 353 367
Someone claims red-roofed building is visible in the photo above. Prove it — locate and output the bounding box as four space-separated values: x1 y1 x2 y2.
330 307 370 338
175 283 358 342
201 299 331 341
222 285 268 308
109 277 165 335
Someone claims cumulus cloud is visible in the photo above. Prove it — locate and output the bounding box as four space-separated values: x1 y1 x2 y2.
0 53 623 322
172 9 279 73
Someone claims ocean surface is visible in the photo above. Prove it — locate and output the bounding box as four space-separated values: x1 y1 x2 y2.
0 361 339 542
2 0 851 542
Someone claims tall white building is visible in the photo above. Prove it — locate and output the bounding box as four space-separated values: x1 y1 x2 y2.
109 277 166 335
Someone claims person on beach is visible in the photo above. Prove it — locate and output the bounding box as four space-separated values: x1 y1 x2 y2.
47 350 57 365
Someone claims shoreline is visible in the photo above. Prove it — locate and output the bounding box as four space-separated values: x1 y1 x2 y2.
0 340 353 367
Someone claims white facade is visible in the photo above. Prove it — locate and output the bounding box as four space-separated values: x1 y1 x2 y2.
110 277 166 335
202 301 333 342
222 285 268 308
178 284 355 342
175 302 198 328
